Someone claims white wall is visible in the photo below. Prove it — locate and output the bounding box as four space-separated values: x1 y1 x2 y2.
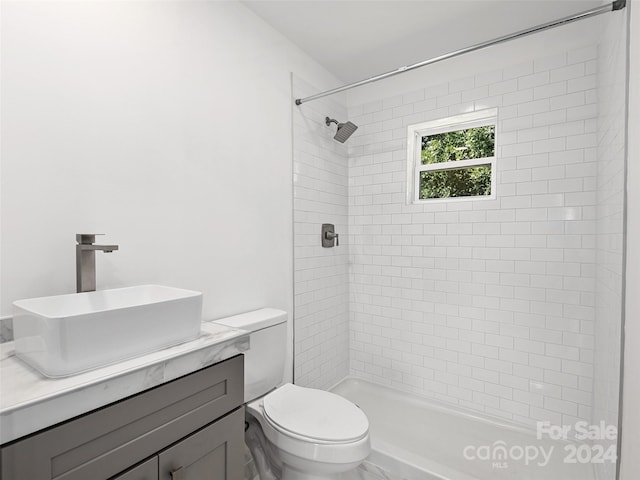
0 1 341 380
292 77 350 389
620 2 640 479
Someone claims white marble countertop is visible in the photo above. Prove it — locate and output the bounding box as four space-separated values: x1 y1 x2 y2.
0 321 249 444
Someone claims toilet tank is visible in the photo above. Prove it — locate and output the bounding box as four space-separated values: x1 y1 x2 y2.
214 308 287 402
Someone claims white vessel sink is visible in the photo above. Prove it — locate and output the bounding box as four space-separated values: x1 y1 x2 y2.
12 285 203 377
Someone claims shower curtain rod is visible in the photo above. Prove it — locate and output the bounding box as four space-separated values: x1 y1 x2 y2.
294 0 626 106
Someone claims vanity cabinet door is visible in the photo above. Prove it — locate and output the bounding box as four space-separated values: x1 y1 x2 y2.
158 407 244 480
112 457 158 480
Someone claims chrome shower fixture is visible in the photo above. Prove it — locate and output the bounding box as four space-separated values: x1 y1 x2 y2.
325 117 358 143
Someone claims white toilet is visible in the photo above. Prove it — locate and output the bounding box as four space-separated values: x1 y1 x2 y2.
215 308 370 480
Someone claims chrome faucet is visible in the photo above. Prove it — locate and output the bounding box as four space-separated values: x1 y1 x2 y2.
76 234 119 293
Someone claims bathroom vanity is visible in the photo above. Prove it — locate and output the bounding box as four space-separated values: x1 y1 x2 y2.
0 322 249 480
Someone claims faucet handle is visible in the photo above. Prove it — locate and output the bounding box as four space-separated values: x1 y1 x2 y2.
321 224 340 247
76 234 104 244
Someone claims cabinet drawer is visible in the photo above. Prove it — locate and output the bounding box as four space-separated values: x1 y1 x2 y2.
1 355 243 480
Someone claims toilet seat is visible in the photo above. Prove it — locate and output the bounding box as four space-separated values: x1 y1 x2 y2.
246 384 371 466
263 383 369 444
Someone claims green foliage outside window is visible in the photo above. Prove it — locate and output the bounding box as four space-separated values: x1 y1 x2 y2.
419 125 495 200
421 125 495 164
419 166 492 199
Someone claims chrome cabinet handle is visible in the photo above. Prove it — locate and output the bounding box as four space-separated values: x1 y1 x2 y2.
170 467 184 480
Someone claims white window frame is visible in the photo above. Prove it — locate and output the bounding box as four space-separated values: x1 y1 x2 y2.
406 108 498 204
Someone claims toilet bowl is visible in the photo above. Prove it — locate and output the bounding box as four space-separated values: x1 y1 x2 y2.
247 383 370 480
214 308 370 480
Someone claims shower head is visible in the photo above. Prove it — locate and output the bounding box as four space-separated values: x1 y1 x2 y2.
325 117 358 143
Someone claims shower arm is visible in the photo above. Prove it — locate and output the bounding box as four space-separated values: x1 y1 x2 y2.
294 0 626 106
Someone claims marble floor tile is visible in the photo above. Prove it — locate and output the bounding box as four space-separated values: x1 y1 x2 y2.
339 461 409 480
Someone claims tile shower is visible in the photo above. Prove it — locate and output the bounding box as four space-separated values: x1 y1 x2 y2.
347 46 601 428
293 10 626 480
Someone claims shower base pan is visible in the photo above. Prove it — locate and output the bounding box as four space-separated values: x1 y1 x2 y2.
331 377 597 480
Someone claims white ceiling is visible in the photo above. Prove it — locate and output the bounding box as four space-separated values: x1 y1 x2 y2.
243 0 605 83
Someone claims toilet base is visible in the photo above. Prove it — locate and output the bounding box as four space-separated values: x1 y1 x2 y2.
278 449 363 480
281 465 341 480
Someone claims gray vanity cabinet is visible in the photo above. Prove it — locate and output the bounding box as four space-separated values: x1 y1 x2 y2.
0 355 245 480
158 408 244 480
113 408 244 480
112 458 158 480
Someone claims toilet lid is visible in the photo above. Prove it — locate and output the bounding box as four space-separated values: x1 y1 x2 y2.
263 383 369 443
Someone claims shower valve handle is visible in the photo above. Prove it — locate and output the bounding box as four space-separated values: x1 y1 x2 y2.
322 223 339 248
325 231 339 246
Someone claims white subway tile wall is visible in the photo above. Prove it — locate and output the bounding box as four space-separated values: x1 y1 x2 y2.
593 11 627 480
293 76 350 389
347 46 601 427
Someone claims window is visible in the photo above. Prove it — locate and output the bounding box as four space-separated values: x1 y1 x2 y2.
406 109 497 203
